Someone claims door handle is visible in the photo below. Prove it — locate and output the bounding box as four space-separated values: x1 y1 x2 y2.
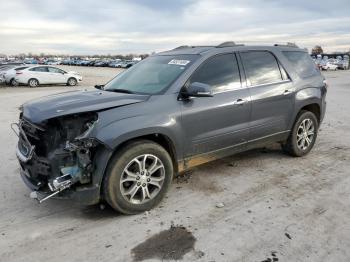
233 98 246 105
283 89 292 95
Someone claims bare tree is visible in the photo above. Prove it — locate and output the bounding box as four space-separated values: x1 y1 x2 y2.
311 45 324 55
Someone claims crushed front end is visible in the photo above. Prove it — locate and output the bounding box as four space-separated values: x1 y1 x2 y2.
13 112 101 204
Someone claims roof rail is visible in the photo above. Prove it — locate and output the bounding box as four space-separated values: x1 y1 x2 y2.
172 45 215 50
172 45 190 50
274 42 299 48
216 41 244 48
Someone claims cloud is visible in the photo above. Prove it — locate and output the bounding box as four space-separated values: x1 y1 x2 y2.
0 0 349 55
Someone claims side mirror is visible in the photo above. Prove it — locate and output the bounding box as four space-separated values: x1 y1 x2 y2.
94 85 104 90
181 82 213 99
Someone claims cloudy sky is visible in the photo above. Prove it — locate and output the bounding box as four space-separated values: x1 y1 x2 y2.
1 0 350 55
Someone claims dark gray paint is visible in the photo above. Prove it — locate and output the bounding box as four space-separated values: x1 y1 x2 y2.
20 44 327 204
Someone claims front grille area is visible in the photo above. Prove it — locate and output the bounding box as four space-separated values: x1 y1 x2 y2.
20 118 48 157
18 118 76 179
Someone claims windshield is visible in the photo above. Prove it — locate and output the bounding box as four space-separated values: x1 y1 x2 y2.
104 54 198 94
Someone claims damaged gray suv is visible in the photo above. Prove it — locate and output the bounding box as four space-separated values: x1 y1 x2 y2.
14 42 327 214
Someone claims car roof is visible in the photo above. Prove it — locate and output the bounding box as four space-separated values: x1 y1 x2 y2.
158 42 307 56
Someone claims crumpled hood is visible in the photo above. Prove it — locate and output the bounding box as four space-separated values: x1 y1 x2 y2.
22 89 149 123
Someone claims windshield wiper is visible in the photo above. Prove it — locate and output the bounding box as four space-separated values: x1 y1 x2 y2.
106 88 135 94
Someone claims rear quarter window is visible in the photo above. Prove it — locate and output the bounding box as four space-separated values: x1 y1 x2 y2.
282 51 320 78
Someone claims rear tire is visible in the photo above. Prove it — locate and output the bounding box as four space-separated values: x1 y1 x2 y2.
103 140 174 214
28 78 39 88
10 78 18 86
282 110 318 157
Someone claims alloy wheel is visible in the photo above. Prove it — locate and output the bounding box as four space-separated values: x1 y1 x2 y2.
120 154 165 204
296 118 315 150
29 79 38 87
69 78 77 86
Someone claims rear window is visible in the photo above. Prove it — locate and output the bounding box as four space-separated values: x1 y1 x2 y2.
15 67 28 71
283 51 319 78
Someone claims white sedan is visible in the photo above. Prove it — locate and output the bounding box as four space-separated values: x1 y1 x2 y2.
1 65 31 86
15 66 82 87
322 62 338 71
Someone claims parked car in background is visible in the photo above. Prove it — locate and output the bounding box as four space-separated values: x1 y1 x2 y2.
61 59 71 65
80 60 91 66
24 59 38 65
120 60 136 68
322 61 338 71
111 60 125 68
71 60 82 66
87 60 97 66
336 59 349 70
0 65 24 81
94 60 110 67
14 65 82 87
0 64 18 71
45 60 61 65
108 60 122 68
2 65 31 86
0 62 25 66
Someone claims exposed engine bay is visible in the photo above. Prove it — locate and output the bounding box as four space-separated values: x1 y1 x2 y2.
13 112 99 203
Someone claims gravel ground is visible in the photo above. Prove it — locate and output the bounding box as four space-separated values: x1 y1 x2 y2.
0 67 349 262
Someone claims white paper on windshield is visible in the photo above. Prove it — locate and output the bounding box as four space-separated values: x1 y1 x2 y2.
168 59 190 66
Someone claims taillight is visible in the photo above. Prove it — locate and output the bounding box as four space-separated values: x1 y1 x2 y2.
323 79 328 89
16 71 23 75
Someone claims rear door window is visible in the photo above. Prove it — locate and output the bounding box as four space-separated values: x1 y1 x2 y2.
48 67 65 74
30 67 48 72
189 53 241 93
240 51 283 86
283 51 320 78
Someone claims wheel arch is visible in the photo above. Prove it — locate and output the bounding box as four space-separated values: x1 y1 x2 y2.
299 103 320 123
67 76 78 84
109 133 178 173
290 87 323 129
93 132 179 203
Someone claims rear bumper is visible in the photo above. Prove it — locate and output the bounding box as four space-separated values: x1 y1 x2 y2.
320 100 326 124
14 77 27 84
320 85 327 124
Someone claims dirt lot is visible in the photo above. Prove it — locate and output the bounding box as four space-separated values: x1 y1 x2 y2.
0 67 349 262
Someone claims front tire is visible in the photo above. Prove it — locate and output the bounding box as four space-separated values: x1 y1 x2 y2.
67 77 77 86
103 140 174 214
282 110 318 157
